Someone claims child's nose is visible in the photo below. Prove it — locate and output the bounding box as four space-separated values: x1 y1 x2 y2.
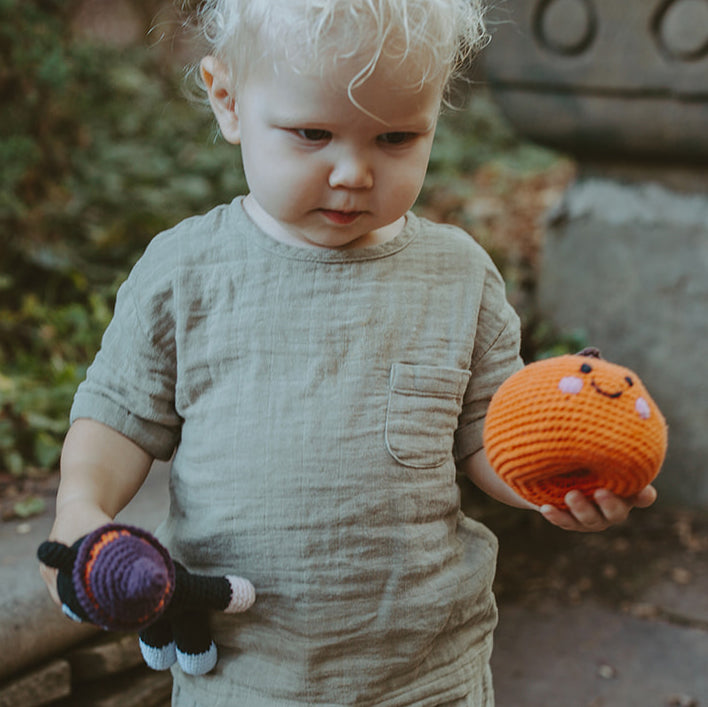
328 149 373 190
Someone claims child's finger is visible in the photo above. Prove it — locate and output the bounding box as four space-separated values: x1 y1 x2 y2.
565 490 615 529
540 491 617 532
592 489 641 526
38 563 61 606
539 503 587 532
631 485 658 508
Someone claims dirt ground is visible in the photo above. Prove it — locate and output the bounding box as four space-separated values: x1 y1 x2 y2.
463 485 708 618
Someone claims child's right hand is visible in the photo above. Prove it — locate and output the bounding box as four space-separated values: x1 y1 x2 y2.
39 500 113 606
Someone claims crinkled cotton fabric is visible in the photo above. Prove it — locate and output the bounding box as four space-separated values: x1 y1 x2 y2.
71 198 522 705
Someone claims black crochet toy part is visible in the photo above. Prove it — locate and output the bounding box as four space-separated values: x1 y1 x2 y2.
38 523 255 675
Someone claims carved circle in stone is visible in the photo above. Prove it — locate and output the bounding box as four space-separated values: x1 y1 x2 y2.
533 0 597 55
654 0 708 60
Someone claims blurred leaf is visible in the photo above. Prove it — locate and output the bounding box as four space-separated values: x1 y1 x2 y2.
4 451 24 477
13 496 46 519
33 432 62 469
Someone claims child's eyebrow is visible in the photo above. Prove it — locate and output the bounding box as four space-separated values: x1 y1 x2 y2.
405 116 439 133
265 110 324 128
375 116 438 135
267 106 438 134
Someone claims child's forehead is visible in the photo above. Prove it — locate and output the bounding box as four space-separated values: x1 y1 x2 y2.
250 54 443 129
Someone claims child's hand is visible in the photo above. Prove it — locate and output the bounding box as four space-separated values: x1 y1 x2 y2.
39 504 113 607
539 485 657 532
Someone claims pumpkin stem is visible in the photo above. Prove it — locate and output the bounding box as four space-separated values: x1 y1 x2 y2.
577 346 602 359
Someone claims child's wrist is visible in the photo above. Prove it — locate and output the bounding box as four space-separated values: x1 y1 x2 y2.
50 502 112 545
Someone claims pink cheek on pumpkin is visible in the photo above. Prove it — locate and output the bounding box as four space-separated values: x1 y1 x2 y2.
558 376 584 394
636 397 651 420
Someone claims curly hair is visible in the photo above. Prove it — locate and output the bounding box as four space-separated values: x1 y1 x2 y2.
191 0 488 100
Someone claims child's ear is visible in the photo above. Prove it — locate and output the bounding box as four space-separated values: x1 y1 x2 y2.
200 56 240 144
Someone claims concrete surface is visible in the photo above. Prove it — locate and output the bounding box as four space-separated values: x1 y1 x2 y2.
492 602 707 707
538 176 708 509
1 462 707 705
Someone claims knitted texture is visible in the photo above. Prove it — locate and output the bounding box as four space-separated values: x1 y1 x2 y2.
39 523 256 676
483 353 667 508
73 524 175 631
137 567 255 675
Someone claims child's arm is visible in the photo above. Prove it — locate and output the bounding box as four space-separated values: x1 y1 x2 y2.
40 418 154 604
461 448 657 532
461 448 537 510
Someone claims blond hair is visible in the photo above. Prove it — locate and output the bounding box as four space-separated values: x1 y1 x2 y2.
193 0 488 99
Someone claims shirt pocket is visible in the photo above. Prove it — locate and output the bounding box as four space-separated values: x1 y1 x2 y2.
385 363 471 469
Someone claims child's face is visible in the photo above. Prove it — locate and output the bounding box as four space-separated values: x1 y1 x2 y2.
204 53 443 248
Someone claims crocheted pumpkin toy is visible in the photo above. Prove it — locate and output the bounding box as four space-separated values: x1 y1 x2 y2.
38 523 255 675
483 348 667 509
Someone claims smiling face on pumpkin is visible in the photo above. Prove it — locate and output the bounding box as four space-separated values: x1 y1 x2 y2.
557 358 653 419
483 353 668 509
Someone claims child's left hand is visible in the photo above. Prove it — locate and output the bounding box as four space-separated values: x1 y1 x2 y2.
539 484 658 532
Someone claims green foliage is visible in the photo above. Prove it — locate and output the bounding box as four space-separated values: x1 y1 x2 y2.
1 292 112 473
13 495 46 519
1 1 247 475
520 321 589 362
427 93 560 180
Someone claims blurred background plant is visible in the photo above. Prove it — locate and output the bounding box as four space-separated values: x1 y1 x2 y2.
1 0 248 502
1 0 579 498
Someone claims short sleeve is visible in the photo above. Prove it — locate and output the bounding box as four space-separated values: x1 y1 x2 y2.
70 256 181 460
453 272 523 462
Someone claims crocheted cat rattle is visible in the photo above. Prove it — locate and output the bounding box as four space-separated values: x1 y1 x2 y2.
37 523 255 675
483 348 668 509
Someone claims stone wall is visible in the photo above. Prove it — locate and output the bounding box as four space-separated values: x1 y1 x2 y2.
539 176 708 506
482 0 708 161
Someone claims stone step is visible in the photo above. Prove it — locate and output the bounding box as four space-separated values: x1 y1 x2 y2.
0 659 71 707
0 633 172 707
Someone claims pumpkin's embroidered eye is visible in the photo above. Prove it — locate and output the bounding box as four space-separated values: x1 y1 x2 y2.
580 363 592 374
625 376 634 386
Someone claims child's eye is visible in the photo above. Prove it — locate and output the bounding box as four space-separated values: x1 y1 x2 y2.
378 132 417 146
294 128 331 142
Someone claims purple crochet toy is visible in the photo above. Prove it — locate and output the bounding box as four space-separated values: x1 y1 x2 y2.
38 523 255 675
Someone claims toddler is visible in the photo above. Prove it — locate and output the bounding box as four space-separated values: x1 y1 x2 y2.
41 1 657 705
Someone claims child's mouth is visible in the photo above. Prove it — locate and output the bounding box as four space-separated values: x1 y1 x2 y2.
319 209 364 225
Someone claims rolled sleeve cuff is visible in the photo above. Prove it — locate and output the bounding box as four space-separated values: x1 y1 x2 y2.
71 390 180 461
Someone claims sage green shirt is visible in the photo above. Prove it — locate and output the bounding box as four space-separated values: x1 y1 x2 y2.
72 197 522 706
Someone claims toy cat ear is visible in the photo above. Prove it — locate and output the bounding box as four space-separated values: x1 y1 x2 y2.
37 541 78 573
577 346 602 359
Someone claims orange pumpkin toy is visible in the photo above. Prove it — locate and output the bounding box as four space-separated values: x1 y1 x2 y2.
483 348 667 509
